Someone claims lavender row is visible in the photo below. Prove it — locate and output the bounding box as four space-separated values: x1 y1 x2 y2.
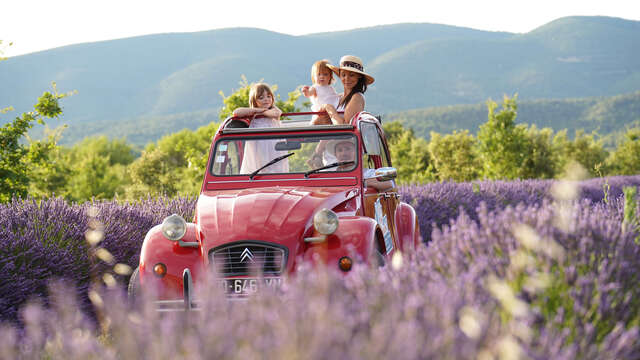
0 196 195 325
1 195 638 358
400 175 640 242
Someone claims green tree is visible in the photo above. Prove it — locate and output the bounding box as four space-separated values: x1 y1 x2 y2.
30 136 137 201
0 84 71 202
606 127 640 175
477 95 557 180
429 130 481 181
477 95 528 180
125 122 219 199
552 129 608 177
519 125 555 180
383 121 434 184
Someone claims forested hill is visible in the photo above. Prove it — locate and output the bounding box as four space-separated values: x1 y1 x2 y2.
386 91 640 142
1 16 639 145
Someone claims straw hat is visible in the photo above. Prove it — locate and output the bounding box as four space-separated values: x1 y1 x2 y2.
326 137 357 157
327 55 375 85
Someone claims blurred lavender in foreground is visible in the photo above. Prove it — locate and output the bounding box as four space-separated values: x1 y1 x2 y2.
0 177 639 358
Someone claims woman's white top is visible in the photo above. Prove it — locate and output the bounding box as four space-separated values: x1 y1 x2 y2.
240 117 290 174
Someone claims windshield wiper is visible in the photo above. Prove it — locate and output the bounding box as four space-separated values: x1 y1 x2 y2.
249 152 294 179
304 161 355 178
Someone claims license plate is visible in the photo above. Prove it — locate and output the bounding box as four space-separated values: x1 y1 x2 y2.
219 277 283 295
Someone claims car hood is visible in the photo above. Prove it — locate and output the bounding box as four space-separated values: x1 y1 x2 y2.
195 186 359 249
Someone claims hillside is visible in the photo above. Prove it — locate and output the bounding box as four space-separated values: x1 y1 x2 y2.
1 16 639 145
385 91 640 143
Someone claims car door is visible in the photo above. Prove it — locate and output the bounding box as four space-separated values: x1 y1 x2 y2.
360 122 399 255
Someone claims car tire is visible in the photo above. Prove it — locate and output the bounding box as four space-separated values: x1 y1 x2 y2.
127 266 141 302
373 250 385 267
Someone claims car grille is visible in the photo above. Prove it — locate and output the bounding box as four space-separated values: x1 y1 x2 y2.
209 242 288 277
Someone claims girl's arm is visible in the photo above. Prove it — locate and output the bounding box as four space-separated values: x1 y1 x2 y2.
262 105 282 119
323 93 365 125
301 86 317 98
233 107 263 117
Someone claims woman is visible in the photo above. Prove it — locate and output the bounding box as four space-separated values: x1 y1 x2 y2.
308 55 375 167
321 55 375 125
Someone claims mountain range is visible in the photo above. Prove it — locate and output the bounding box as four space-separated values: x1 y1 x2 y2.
1 16 639 145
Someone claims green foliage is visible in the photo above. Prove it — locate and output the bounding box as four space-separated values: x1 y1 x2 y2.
552 130 608 177
606 127 640 176
477 95 528 180
0 83 70 202
386 91 640 144
428 130 481 182
622 186 638 234
519 125 555 180
124 122 219 199
476 96 562 180
383 122 434 184
29 136 137 202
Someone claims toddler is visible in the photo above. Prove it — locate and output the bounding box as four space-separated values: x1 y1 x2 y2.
301 59 340 125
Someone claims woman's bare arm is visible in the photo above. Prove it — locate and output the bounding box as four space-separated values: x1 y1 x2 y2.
323 93 365 125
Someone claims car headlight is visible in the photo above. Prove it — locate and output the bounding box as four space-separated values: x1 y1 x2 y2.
161 214 187 241
313 208 339 235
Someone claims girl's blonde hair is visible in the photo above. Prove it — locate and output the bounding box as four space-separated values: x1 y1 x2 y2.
249 83 275 108
311 60 334 84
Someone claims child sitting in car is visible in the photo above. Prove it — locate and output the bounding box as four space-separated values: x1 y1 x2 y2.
233 83 289 174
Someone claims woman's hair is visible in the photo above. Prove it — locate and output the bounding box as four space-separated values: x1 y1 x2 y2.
249 83 275 108
311 60 334 84
338 72 367 109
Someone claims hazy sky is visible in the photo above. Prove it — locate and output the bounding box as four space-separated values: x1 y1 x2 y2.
2 0 639 57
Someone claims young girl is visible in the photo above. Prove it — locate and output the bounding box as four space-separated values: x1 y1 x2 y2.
234 83 289 174
301 59 340 125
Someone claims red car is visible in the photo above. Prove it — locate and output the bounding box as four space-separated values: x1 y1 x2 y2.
129 111 422 310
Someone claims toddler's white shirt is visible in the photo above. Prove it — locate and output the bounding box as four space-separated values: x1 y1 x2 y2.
311 84 340 111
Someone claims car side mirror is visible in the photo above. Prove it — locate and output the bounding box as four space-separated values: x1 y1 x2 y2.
365 167 397 181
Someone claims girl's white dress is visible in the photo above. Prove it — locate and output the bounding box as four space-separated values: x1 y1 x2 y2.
240 117 290 174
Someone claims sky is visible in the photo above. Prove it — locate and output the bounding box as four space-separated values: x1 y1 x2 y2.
2 0 639 57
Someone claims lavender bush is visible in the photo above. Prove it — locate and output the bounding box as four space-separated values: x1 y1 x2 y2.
401 175 640 242
0 195 195 326
0 177 639 358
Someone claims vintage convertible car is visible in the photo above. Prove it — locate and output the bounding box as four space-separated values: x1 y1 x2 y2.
129 111 422 310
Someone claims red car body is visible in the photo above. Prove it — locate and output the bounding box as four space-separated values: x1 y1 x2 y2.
130 111 422 309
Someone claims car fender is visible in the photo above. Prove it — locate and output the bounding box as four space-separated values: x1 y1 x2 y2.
394 202 422 252
139 223 203 298
303 216 379 267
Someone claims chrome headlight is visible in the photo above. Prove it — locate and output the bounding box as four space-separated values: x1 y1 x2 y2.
161 214 187 241
313 208 339 235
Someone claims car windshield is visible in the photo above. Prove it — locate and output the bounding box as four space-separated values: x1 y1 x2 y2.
210 133 358 176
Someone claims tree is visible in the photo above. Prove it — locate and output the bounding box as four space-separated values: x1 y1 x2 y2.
477 95 557 180
606 127 640 175
519 125 555 180
383 122 434 184
477 95 529 180
552 129 608 177
0 84 71 202
124 122 219 199
429 130 481 182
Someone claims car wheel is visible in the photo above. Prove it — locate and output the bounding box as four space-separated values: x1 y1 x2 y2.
371 249 385 267
127 266 141 302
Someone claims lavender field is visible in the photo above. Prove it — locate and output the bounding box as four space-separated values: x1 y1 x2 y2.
1 176 640 359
